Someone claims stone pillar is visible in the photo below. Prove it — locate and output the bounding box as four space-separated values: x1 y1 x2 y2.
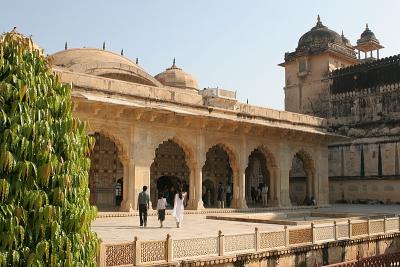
237 165 247 209
269 166 280 206
279 145 292 207
195 165 204 209
187 166 196 210
316 146 329 206
231 166 240 208
120 157 135 212
133 160 153 210
280 166 291 206
193 132 205 210
231 135 248 209
192 162 204 210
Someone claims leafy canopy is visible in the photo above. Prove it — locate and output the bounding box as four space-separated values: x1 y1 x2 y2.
0 30 98 266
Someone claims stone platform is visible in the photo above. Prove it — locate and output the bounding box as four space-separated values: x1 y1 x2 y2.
92 204 400 243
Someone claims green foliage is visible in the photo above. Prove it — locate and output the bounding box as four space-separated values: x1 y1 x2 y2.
0 30 98 266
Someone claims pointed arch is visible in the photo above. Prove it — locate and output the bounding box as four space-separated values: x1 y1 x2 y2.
245 145 277 207
150 139 192 209
202 143 238 208
88 132 124 211
205 142 239 171
87 129 128 163
289 148 316 206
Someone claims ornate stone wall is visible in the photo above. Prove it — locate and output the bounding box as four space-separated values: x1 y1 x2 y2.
328 138 400 203
324 56 400 205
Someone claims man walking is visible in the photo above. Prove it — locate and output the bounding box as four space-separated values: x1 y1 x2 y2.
138 186 150 227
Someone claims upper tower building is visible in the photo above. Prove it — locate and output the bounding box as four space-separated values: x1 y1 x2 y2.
280 16 358 117
354 24 384 61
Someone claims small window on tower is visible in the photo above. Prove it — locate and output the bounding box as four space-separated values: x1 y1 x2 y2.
299 59 307 73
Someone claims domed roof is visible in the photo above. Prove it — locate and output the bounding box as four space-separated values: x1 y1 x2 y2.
297 15 343 52
49 48 162 87
357 24 380 45
155 59 198 90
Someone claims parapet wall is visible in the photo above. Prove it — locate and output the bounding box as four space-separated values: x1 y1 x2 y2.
329 82 400 130
55 68 329 132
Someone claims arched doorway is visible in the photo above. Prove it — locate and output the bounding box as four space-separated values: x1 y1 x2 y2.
202 145 233 208
89 132 124 211
289 151 314 206
150 140 190 209
245 149 270 207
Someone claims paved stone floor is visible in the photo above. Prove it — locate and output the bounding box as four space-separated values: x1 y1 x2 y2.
91 204 400 243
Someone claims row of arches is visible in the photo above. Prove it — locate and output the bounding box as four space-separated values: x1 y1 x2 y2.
88 133 316 210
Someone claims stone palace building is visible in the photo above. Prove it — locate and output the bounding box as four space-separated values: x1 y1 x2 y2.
281 16 400 204
48 46 337 212
47 15 399 212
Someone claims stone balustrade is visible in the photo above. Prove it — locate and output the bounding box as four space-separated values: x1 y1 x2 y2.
98 216 400 266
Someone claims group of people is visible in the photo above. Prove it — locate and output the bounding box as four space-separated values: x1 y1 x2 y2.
202 182 233 208
216 182 232 208
250 183 269 207
137 185 186 228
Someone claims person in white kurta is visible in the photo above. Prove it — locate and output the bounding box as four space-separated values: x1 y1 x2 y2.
172 192 186 228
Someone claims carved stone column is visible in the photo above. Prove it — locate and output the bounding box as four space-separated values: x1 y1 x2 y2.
237 164 248 209
280 166 291 207
193 162 204 210
316 146 329 206
133 159 153 210
192 132 205 210
120 157 134 212
186 166 196 210
269 166 280 206
279 145 292 207
231 136 247 209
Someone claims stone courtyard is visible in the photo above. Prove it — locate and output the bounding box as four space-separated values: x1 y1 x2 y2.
93 204 400 243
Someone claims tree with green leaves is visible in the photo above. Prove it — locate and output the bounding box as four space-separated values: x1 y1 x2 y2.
0 30 98 266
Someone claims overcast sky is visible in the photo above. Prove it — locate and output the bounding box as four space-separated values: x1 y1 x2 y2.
1 0 399 110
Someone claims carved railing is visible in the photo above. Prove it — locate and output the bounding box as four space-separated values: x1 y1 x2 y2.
99 216 400 266
172 236 218 259
224 233 256 253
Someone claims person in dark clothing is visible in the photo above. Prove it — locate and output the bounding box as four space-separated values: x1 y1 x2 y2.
137 186 150 227
251 186 257 204
217 182 224 208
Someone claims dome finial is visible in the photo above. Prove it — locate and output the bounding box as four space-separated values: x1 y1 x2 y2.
341 30 344 37
172 57 176 68
65 41 68 50
366 23 369 30
102 41 106 50
316 14 323 27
